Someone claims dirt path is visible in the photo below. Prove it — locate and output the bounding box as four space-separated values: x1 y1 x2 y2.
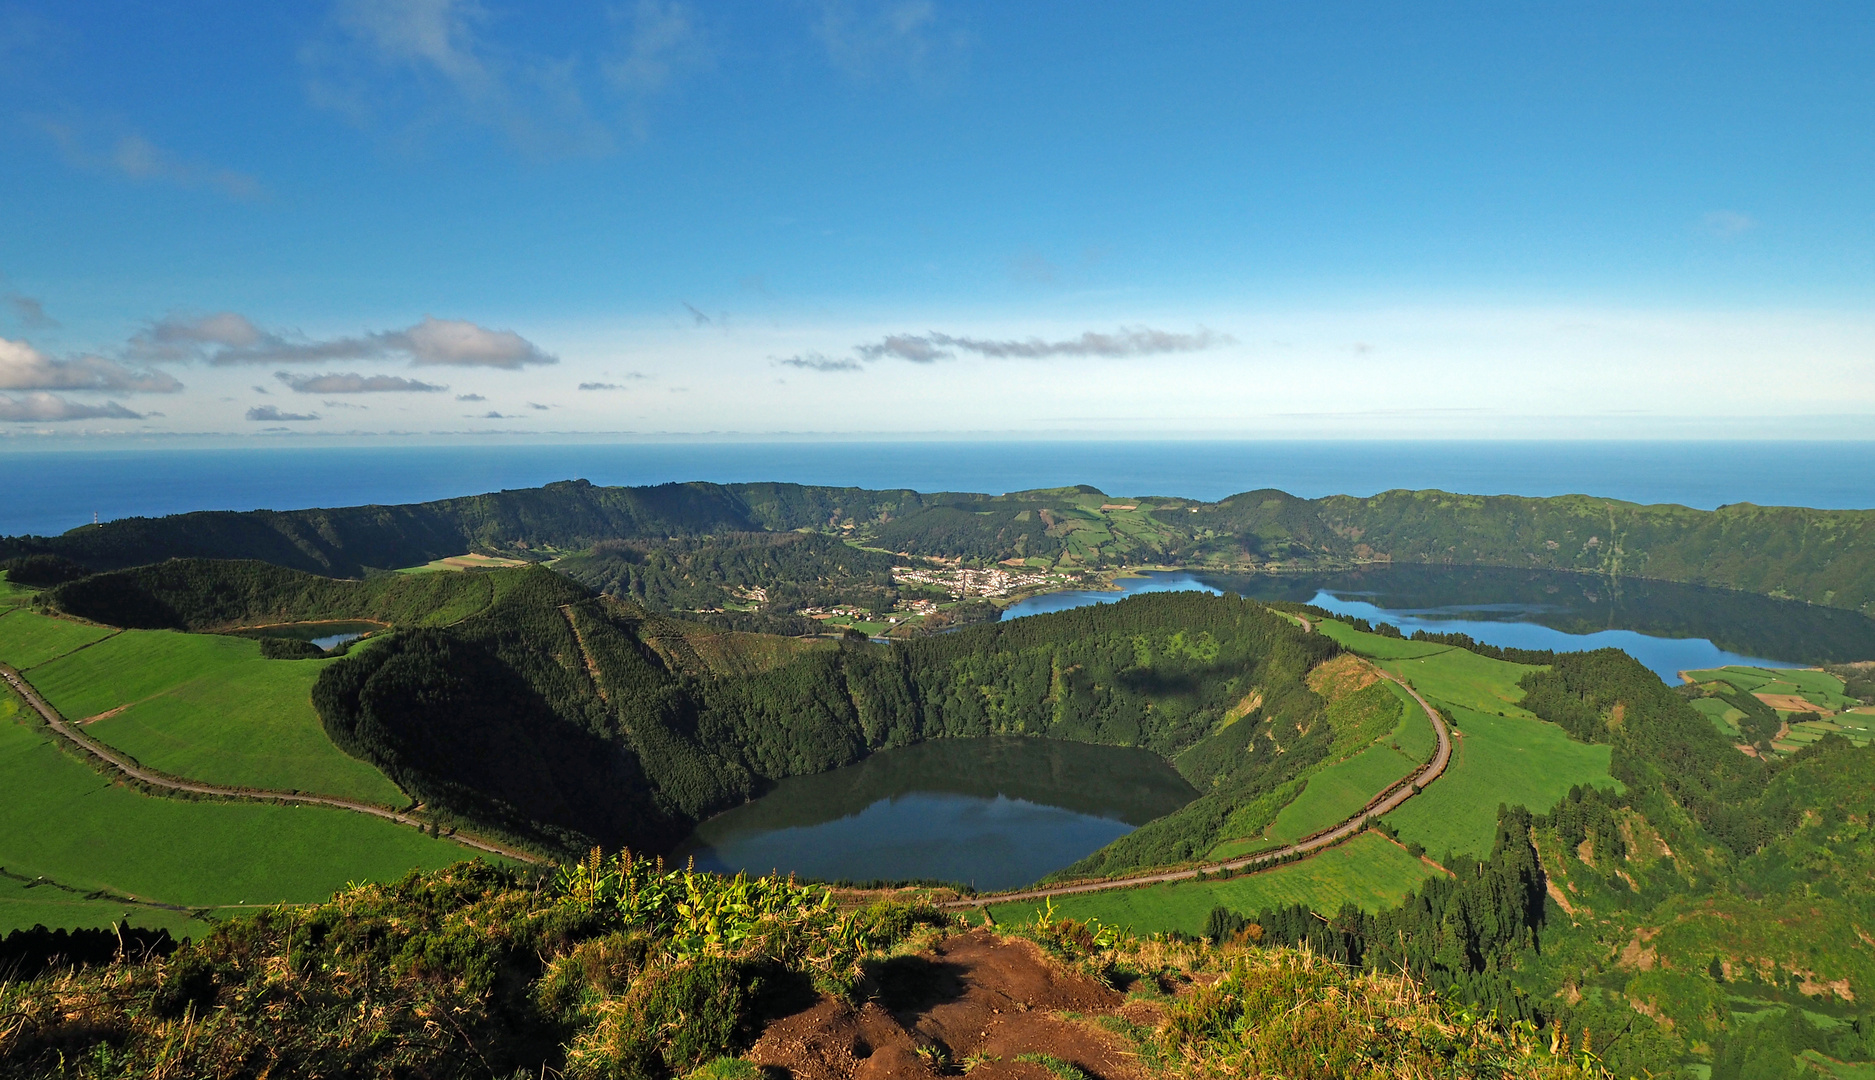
750 929 1147 1080
945 666 1452 909
0 661 541 864
558 603 610 703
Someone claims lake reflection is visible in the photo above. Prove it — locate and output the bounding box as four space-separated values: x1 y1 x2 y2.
997 566 1875 680
674 737 1196 891
998 571 1220 620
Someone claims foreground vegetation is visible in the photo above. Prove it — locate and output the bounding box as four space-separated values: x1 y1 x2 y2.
0 855 1615 1080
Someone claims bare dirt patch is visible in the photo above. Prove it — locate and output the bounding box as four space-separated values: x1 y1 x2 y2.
748 930 1146 1080
1307 653 1380 701
1755 693 1831 715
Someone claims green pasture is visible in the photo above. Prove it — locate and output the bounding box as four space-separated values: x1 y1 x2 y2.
0 571 36 607
1689 697 1746 738
23 626 403 804
0 873 216 940
1375 646 1541 716
1267 742 1420 843
1388 680 1438 761
990 831 1440 936
1385 705 1616 858
0 685 475 930
1683 666 1857 712
1803 1051 1875 1080
1314 620 1450 662
0 607 117 671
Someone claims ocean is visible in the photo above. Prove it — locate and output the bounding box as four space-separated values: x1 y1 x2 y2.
3 439 1872 538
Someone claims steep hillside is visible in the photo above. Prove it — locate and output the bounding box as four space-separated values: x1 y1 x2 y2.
306 566 1340 860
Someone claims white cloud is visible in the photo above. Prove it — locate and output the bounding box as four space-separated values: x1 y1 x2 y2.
1702 210 1757 238
0 337 181 392
36 120 262 200
392 316 556 367
839 326 1233 366
246 405 320 422
605 0 709 135
276 371 447 393
776 352 863 372
813 0 965 85
0 393 143 422
130 313 555 369
306 0 613 155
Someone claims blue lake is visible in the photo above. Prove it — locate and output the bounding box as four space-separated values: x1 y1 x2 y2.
1297 590 1790 681
673 736 1196 891
1000 567 1867 682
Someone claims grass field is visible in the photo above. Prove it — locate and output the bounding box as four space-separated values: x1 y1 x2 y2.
0 571 36 608
1308 618 1618 856
1385 704 1616 858
1266 742 1420 842
396 553 533 574
0 685 475 932
21 625 405 804
1690 696 1746 738
0 607 117 670
0 873 217 940
1388 680 1439 761
1683 666 1858 712
989 831 1441 935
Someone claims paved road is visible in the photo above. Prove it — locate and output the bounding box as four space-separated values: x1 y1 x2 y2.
1 661 541 864
945 664 1451 909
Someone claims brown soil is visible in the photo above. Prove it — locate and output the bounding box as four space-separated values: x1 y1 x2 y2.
749 931 1149 1080
1306 653 1379 700
1754 692 1830 715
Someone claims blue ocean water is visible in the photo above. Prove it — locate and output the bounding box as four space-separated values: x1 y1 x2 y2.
3 439 1872 537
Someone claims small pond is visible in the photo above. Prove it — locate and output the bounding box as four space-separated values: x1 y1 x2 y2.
230 620 383 651
673 737 1197 891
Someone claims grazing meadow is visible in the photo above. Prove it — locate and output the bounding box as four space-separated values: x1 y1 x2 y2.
1314 619 1618 857
989 831 1441 935
10 618 404 805
0 683 475 931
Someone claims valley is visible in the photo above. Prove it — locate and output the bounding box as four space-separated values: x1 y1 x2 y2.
4 477 1875 1079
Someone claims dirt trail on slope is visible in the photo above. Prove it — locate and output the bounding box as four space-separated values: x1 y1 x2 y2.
751 930 1149 1080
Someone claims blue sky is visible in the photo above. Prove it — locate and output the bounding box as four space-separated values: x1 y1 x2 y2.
2 1 1872 439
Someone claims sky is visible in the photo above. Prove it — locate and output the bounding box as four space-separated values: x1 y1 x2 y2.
1 1 1872 440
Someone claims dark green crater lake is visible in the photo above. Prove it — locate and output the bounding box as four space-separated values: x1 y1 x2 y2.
673 737 1197 891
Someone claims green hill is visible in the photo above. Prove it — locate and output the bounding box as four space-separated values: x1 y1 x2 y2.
8 480 1875 618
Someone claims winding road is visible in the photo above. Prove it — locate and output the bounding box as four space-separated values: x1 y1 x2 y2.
0 661 541 864
944 665 1452 909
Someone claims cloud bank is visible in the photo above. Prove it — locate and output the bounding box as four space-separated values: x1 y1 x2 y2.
785 325 1236 372
132 314 556 369
776 352 863 372
858 326 1233 363
0 337 181 392
246 405 319 422
276 371 447 393
0 393 143 422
